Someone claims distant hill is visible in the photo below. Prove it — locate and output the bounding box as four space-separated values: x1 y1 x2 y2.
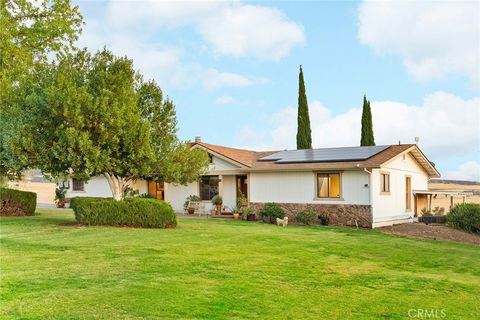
430 179 480 186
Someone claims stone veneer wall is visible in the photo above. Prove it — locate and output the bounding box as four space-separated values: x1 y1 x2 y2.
250 202 373 228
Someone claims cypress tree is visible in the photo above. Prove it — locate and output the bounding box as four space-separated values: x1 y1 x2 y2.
296 65 312 149
360 95 375 146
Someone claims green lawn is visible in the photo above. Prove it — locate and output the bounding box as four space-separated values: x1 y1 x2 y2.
1 209 479 319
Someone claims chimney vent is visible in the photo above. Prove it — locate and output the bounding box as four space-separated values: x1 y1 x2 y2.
195 136 201 143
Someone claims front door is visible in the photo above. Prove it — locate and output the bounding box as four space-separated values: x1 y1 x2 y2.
148 180 165 200
236 175 248 200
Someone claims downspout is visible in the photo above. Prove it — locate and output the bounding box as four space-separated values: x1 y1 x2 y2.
363 168 372 204
363 168 373 228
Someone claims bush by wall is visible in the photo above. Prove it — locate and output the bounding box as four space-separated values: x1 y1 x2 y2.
259 202 284 223
0 188 37 216
296 208 318 225
71 197 177 228
447 203 480 234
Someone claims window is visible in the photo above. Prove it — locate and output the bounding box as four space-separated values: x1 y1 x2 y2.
380 172 390 193
199 175 219 200
316 173 341 198
405 176 412 211
72 178 85 192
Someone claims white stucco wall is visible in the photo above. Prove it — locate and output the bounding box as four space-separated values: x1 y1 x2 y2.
210 156 241 170
164 182 198 212
65 176 148 199
221 175 237 210
164 155 240 212
249 170 370 205
371 153 429 227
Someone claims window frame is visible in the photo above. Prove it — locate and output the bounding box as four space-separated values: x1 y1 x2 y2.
199 175 219 201
72 178 85 192
380 171 390 195
314 172 342 200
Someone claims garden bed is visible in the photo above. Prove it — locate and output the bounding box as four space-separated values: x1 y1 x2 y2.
380 223 480 245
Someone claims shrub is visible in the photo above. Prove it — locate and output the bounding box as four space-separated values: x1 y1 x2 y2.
71 197 177 228
447 203 480 234
296 208 318 225
54 187 67 208
237 193 248 208
259 203 284 223
0 188 37 216
240 206 255 220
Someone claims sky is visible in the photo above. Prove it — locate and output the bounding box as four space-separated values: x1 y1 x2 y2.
74 0 480 181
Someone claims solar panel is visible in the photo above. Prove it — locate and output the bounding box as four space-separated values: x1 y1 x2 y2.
258 145 390 164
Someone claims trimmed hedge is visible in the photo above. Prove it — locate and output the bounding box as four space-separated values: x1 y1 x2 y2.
296 208 318 225
0 188 37 216
71 197 177 228
259 203 284 223
447 203 480 234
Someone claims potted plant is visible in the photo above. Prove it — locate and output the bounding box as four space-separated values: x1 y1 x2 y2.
232 206 240 220
54 187 67 208
212 195 223 215
319 211 329 225
240 206 256 221
184 195 201 214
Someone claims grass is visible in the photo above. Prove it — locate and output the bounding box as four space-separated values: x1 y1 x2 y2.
1 209 479 319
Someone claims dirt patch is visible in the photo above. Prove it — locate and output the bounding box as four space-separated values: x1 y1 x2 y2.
380 223 480 245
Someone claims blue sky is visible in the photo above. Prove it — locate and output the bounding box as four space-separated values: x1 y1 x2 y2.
75 0 480 181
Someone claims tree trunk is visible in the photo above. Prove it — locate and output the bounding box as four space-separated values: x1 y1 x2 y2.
103 173 126 201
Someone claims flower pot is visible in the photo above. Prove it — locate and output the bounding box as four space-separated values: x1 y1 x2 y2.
187 208 195 215
233 213 240 220
320 217 329 225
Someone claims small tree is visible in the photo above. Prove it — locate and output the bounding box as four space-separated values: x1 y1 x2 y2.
296 65 312 149
9 49 208 200
360 95 375 146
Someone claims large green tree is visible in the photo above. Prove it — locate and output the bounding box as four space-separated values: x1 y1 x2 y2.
0 0 82 178
360 95 375 146
296 65 312 149
9 49 208 200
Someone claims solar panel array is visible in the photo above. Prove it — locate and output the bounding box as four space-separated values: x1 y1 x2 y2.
258 145 390 164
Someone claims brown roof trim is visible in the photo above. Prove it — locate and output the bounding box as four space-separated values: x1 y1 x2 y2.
191 142 440 177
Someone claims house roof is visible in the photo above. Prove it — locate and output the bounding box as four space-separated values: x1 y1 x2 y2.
193 142 440 177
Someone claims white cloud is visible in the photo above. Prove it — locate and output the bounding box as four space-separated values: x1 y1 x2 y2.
235 91 480 163
358 1 480 84
444 161 480 182
76 16 261 91
215 96 236 105
105 1 305 60
203 69 253 90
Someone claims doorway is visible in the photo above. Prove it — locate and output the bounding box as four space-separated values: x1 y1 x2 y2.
406 176 412 211
148 180 164 200
236 175 248 201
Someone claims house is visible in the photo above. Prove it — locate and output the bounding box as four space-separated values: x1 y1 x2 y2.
64 137 440 228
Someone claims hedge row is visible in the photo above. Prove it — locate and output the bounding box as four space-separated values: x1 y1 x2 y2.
0 188 37 216
70 197 177 228
447 203 480 234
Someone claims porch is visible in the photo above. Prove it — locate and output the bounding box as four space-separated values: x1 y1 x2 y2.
413 190 473 216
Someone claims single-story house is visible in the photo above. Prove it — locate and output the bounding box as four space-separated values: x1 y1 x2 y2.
64 137 440 228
